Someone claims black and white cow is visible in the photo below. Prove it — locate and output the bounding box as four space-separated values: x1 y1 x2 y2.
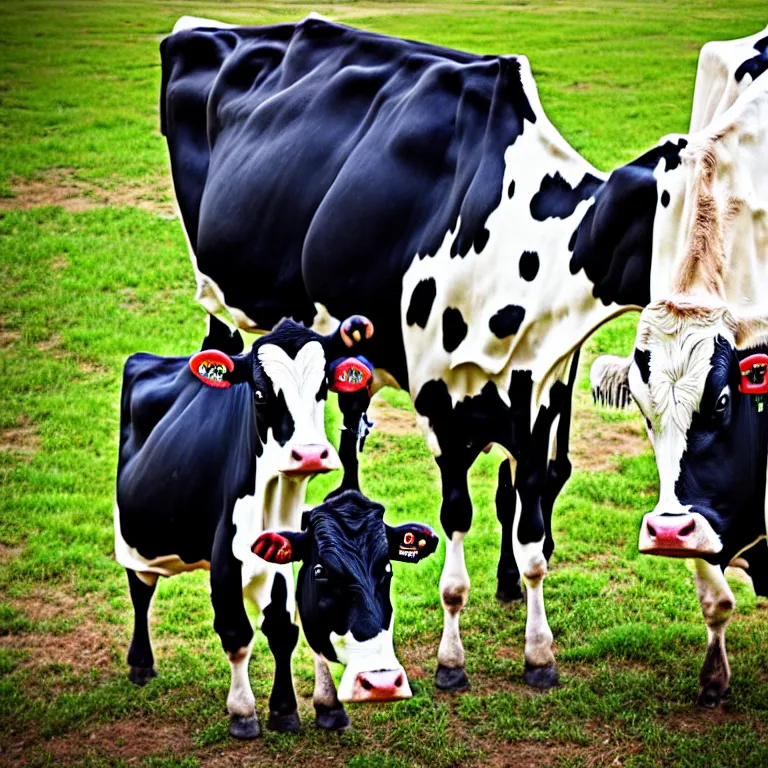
591 58 768 706
116 315 440 737
159 16 707 691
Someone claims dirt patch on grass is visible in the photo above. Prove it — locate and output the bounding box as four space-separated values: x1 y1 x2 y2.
26 720 192 766
0 330 21 347
0 620 115 675
368 398 419 436
0 416 39 457
0 543 24 565
570 405 648 473
0 169 175 215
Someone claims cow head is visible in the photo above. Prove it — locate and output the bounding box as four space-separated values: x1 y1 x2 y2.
592 299 768 563
189 315 374 479
252 490 439 702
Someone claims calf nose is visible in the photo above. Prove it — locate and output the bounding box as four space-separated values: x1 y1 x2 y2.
283 444 335 475
641 513 696 555
352 669 412 703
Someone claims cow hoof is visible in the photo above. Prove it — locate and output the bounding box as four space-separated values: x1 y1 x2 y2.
315 705 351 731
523 663 560 690
229 713 261 740
435 664 470 692
129 666 157 686
268 710 300 732
697 684 728 710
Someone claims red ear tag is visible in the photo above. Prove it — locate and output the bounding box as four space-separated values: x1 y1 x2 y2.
739 354 768 395
330 358 373 393
189 350 234 389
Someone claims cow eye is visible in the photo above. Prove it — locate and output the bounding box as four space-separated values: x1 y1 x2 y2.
313 564 327 579
714 389 730 414
379 563 392 583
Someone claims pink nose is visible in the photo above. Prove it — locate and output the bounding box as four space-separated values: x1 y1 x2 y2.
352 670 410 703
643 514 697 556
284 444 333 475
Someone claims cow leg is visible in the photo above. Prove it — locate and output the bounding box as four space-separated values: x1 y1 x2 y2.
495 459 522 603
261 573 300 732
211 527 259 739
513 463 559 690
313 653 350 731
126 569 158 686
541 351 578 564
435 455 473 691
694 559 735 709
329 389 372 496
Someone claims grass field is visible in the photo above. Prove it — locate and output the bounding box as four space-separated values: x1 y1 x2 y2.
1 1 768 766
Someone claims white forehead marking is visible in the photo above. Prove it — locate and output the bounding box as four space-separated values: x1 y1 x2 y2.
257 340 326 408
635 307 728 505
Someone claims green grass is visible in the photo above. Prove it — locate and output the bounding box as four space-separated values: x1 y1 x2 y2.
2 1 768 766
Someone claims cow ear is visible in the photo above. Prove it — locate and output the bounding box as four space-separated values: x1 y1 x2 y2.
324 315 375 362
590 354 633 408
339 315 374 348
386 523 439 563
251 530 306 564
329 355 374 393
733 310 768 350
189 349 236 389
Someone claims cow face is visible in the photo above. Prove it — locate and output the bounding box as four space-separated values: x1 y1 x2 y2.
252 490 439 702
593 299 768 562
189 316 374 479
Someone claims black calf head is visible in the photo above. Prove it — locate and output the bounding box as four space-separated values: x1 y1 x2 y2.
252 489 438 701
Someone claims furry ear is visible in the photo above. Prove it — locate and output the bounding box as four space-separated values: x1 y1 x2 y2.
386 523 439 563
733 309 768 350
590 354 633 408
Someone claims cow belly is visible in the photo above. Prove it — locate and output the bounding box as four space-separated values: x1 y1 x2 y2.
114 505 210 585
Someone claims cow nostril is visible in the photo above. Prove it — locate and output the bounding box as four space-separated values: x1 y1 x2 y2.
679 520 695 537
647 522 657 538
394 675 403 688
360 677 373 691
291 450 302 462
320 449 328 460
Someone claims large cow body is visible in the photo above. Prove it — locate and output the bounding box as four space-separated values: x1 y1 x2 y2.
160 17 684 690
591 37 768 707
115 316 438 736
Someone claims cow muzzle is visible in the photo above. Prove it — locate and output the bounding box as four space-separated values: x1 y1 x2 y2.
638 512 722 557
280 443 340 476
344 668 412 703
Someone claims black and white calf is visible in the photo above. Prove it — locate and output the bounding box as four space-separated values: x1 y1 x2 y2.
591 66 768 707
114 316 412 737
254 490 438 714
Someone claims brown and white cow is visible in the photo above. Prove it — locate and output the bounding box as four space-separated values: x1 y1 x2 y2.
591 52 768 707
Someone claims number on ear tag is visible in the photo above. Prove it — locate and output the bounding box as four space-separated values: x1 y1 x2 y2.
330 356 373 393
739 354 768 396
189 350 234 389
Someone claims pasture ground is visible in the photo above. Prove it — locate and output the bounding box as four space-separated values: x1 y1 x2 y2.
1 1 768 765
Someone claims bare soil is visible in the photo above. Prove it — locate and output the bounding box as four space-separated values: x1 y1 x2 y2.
0 169 175 215
0 416 39 457
19 721 193 767
368 397 420 436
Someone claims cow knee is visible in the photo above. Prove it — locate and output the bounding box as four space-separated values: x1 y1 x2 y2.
441 582 469 613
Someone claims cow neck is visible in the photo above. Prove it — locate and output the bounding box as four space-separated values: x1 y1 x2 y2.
653 78 768 307
231 432 310 587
